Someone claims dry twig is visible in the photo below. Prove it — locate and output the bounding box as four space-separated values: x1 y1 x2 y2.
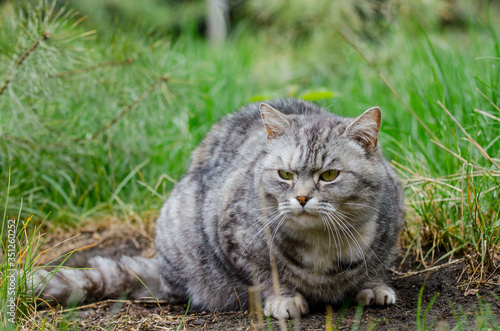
392 258 464 279
438 101 500 170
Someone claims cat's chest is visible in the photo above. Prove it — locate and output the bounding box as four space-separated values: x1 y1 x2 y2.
276 221 377 274
298 243 342 273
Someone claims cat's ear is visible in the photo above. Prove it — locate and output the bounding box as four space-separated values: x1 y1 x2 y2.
260 103 290 139
344 106 382 153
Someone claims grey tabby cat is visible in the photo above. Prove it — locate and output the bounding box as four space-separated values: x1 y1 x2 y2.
34 98 404 319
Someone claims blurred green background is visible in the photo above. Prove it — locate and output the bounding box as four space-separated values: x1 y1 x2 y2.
0 1 499 258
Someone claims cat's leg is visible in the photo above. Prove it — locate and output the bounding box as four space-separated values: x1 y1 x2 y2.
248 262 309 319
263 291 309 319
355 282 396 306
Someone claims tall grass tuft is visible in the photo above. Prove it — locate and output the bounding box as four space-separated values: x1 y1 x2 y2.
1 169 47 329
392 28 500 275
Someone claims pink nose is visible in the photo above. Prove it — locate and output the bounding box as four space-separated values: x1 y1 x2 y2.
296 196 310 207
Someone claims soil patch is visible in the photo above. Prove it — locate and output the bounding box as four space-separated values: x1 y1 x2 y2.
31 223 500 330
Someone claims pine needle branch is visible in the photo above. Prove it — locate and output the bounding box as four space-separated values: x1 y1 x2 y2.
3 74 169 148
0 133 37 148
0 31 51 97
87 74 169 142
53 58 134 78
45 74 169 148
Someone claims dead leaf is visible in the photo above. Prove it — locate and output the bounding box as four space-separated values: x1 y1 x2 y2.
464 289 479 296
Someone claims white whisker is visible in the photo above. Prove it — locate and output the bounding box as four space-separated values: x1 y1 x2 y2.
320 213 343 266
335 209 383 265
343 202 381 213
242 210 285 254
271 214 289 244
325 211 368 274
319 214 333 253
366 193 390 214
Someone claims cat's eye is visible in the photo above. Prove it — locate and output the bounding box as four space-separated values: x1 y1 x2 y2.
278 170 294 180
320 170 339 182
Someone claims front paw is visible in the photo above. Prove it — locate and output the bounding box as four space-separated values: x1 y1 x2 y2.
264 293 309 319
356 285 396 306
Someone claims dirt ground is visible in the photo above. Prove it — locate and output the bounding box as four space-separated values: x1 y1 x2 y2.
30 220 500 330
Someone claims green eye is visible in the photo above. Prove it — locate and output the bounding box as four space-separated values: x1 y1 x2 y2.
320 170 339 182
278 170 294 180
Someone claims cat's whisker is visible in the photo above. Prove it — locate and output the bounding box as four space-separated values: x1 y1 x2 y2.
330 213 365 254
366 192 391 214
258 205 280 212
271 214 289 244
325 212 368 274
330 208 359 219
333 210 361 224
321 211 346 247
319 205 363 221
320 211 346 268
343 202 381 213
327 215 344 264
319 214 334 253
321 215 332 252
336 211 383 266
319 205 376 272
265 209 283 220
332 215 357 271
242 211 286 254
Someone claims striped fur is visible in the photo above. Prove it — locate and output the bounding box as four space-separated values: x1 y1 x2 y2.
36 99 404 319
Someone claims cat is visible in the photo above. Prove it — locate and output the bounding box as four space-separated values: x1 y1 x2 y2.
33 98 404 319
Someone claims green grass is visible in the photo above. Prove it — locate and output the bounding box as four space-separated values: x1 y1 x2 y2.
0 170 48 329
1 0 499 328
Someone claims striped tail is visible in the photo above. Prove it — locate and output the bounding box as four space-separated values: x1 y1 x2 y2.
31 255 167 306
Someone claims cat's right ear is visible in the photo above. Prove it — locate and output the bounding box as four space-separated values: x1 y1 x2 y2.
260 103 290 139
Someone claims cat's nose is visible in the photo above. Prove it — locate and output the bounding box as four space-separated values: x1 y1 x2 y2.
296 196 310 207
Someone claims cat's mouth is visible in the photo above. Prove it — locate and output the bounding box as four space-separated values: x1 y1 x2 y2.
295 208 320 218
290 210 323 228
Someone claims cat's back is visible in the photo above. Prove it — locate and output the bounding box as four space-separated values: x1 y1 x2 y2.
189 99 326 173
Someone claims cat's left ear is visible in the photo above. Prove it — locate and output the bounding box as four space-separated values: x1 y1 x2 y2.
260 103 291 139
344 106 382 153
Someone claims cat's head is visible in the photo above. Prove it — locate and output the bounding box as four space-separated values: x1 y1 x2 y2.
259 101 386 230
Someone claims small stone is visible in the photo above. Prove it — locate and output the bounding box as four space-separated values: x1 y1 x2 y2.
191 318 206 325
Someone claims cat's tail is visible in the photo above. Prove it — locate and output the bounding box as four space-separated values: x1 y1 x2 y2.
31 255 167 306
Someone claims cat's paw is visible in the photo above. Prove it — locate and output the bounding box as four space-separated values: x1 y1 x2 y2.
264 293 309 319
356 285 396 306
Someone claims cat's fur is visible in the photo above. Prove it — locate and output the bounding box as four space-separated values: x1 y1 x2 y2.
34 99 404 319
